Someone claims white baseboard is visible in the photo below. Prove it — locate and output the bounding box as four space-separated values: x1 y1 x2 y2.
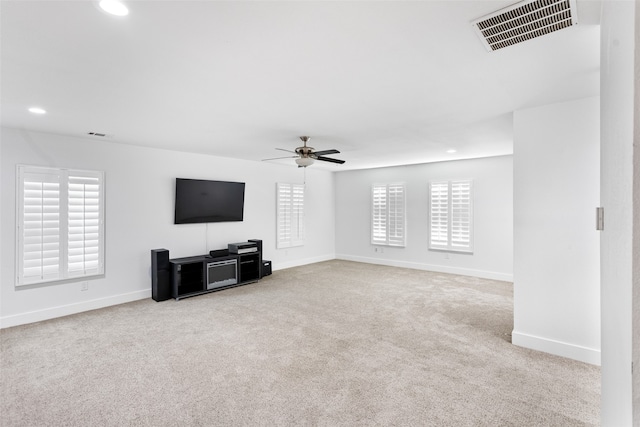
512 330 601 366
0 289 151 329
2 254 335 329
335 254 513 282
1 255 507 328
272 253 336 272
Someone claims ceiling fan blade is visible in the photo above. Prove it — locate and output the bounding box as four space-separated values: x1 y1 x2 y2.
275 148 297 154
313 149 340 156
316 156 345 164
262 155 297 161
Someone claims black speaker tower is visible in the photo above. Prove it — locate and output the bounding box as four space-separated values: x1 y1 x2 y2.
151 249 171 302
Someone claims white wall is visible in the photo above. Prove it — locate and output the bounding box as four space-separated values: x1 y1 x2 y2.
0 128 336 328
599 0 637 425
334 156 513 281
635 2 640 423
512 96 600 366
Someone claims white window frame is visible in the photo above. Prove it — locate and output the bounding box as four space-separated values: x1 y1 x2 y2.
276 182 305 249
16 165 105 286
428 179 473 253
371 183 406 247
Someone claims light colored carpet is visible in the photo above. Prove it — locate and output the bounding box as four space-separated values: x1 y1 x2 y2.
1 260 599 426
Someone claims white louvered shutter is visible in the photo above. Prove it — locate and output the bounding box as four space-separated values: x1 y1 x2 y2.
277 183 305 248
428 180 473 253
17 166 105 286
451 180 473 252
429 181 449 250
371 184 387 244
67 172 104 276
291 184 305 247
18 168 63 284
277 183 291 248
387 184 405 247
371 183 405 247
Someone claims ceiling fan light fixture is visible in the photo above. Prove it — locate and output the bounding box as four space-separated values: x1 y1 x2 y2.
295 157 315 167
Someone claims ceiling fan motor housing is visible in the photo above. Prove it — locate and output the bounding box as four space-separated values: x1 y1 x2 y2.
296 136 314 158
296 146 315 158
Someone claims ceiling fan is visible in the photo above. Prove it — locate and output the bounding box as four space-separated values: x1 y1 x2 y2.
263 136 345 167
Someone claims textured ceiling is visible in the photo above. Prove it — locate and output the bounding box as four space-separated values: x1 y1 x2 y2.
0 0 601 170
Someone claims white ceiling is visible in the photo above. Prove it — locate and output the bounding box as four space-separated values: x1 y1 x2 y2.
1 0 601 171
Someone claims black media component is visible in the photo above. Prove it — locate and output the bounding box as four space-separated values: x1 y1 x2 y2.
262 260 272 277
168 240 264 300
238 253 260 282
248 239 262 252
228 241 258 254
151 249 171 302
209 249 229 258
174 178 245 224
171 256 206 299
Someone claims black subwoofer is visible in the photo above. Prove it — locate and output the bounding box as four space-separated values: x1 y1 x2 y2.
151 249 171 301
261 260 272 277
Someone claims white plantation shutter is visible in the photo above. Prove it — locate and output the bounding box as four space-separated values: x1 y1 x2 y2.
277 183 292 247
277 183 305 248
17 166 104 286
428 181 450 250
18 168 63 284
451 180 473 251
291 184 305 246
67 173 104 276
387 184 405 246
371 183 406 247
371 185 387 244
428 180 473 253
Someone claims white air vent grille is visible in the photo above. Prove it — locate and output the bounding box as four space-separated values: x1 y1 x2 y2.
87 132 110 138
472 0 577 52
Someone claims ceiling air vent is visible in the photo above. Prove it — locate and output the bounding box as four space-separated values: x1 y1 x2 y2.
87 131 110 138
471 0 578 52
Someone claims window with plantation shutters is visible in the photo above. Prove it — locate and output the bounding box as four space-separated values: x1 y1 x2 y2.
16 166 105 286
371 183 406 247
277 183 305 249
428 180 473 253
67 173 103 277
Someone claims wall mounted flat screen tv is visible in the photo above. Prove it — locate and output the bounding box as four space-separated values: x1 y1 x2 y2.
174 178 245 224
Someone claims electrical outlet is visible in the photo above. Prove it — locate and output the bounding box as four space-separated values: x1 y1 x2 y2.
374 247 378 252
81 282 89 291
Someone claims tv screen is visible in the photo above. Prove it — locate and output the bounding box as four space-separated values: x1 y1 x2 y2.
174 178 245 224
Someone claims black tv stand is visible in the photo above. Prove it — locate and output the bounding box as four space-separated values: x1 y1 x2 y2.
168 240 264 300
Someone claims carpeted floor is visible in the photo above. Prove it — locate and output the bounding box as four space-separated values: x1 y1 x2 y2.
0 260 600 426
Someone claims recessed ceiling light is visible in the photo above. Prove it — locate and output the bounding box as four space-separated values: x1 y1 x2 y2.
446 149 457 154
99 0 129 16
28 107 46 114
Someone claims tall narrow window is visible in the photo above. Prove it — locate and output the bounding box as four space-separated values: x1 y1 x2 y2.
17 166 105 286
371 183 406 247
428 180 473 253
276 183 305 248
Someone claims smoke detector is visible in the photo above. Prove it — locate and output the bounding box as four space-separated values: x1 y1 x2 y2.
471 0 578 52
